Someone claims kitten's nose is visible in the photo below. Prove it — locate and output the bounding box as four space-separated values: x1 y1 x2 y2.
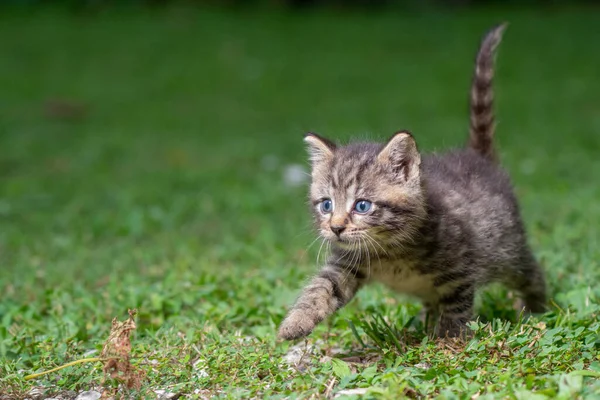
330 225 346 237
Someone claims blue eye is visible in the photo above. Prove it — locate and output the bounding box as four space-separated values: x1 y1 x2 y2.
320 199 333 213
354 200 372 214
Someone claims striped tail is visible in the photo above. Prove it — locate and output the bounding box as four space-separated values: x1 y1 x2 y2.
468 23 508 162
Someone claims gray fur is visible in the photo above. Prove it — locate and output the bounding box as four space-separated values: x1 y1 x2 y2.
279 23 546 340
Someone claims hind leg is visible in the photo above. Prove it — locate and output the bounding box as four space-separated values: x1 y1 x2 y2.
506 250 547 314
419 302 439 336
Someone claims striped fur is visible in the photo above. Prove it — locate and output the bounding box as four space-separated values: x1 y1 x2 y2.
468 23 507 162
278 24 546 341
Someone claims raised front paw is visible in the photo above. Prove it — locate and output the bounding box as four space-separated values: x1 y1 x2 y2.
278 311 316 340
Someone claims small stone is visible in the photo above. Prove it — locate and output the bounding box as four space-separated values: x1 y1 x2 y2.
26 387 46 400
283 341 319 371
75 391 101 400
53 390 77 400
283 342 314 365
195 368 209 378
154 390 180 399
415 362 432 369
335 388 369 397
83 349 98 358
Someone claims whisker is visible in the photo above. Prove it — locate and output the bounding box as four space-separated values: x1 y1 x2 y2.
306 235 322 253
340 241 356 286
364 232 389 256
341 240 360 287
362 236 371 280
316 237 327 266
363 233 383 276
355 239 364 281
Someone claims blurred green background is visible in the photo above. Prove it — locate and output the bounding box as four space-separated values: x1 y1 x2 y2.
2 0 599 333
0 1 599 396
2 2 598 291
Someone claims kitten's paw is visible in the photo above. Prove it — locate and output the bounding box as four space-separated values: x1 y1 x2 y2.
436 318 472 339
513 297 546 315
278 311 316 340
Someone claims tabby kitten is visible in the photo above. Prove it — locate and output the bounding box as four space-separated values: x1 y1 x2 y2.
278 23 547 340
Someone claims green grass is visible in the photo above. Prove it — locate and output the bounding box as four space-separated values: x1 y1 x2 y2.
1 4 600 399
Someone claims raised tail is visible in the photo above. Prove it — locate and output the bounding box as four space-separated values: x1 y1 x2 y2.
468 23 507 162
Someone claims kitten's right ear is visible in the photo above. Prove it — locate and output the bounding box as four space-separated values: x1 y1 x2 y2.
377 131 421 182
304 132 336 165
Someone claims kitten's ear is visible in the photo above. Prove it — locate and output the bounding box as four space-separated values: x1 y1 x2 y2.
377 131 421 181
304 132 336 165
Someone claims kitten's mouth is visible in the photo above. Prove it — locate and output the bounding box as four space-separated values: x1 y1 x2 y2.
323 235 342 243
323 235 349 245
322 229 380 249
324 230 387 250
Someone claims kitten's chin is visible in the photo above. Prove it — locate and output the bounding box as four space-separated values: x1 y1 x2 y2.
321 232 375 250
320 234 347 247
333 239 350 248
328 237 360 250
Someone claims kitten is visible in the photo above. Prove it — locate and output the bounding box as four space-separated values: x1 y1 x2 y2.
278 23 547 340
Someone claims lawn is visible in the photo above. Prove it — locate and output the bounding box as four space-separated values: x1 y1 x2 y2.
1 4 600 399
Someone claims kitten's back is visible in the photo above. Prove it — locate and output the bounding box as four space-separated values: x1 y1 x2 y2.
421 149 526 276
423 149 514 201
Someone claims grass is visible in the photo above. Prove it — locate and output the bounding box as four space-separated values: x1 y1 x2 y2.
1 4 600 399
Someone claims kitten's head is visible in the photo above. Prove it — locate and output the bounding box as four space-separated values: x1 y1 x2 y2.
305 131 426 251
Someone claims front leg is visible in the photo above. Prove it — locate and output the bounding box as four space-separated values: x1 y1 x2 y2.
435 283 475 338
278 265 364 340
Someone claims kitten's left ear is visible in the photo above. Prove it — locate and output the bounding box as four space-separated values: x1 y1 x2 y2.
304 132 336 165
377 131 421 181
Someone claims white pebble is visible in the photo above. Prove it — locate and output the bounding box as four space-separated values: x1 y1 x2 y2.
283 164 309 187
335 388 369 397
154 390 179 399
75 391 101 400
